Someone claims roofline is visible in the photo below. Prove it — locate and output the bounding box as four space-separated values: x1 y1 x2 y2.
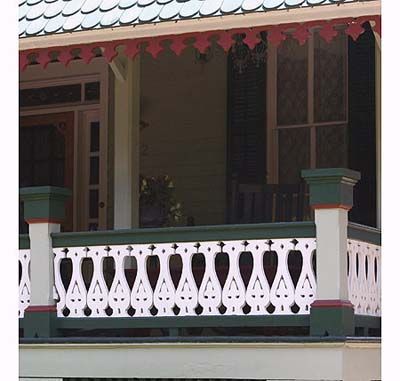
19 1 381 51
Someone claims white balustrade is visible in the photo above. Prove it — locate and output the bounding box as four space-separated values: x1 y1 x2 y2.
347 239 381 317
53 238 317 318
19 249 31 318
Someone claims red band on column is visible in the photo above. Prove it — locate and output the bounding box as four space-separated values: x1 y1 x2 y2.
311 300 354 309
26 305 57 313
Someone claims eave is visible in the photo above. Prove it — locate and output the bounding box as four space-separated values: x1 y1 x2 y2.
19 1 381 52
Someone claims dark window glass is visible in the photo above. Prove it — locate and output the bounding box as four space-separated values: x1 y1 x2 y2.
19 124 65 188
314 33 346 123
89 189 99 219
20 84 81 107
279 127 310 184
277 38 308 126
316 125 347 168
85 82 100 102
90 121 100 152
89 157 99 185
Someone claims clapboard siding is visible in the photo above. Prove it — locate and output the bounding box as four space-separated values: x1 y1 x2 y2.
141 47 227 226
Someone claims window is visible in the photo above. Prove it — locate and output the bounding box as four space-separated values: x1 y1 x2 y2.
273 30 348 184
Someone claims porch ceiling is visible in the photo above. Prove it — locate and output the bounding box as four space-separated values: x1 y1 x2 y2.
20 0 374 39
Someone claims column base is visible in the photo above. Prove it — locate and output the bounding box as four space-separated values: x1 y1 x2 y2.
310 300 355 337
23 306 58 338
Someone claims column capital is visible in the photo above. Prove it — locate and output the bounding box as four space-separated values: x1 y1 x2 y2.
20 186 71 224
301 168 361 210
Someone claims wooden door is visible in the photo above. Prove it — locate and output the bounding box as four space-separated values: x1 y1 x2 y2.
19 112 74 232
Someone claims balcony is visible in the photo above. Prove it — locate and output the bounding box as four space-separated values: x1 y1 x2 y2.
18 168 381 339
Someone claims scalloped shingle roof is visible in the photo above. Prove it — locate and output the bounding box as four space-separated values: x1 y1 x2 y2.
19 0 367 39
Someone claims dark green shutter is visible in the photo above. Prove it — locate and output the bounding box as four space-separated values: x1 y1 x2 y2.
348 23 377 227
227 52 266 185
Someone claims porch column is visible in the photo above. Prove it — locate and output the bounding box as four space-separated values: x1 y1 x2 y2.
302 168 360 336
113 57 140 229
375 33 381 229
20 186 71 338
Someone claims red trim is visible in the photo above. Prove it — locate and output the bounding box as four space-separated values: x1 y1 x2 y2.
311 204 352 211
25 218 64 224
19 15 381 72
311 300 354 309
26 305 57 313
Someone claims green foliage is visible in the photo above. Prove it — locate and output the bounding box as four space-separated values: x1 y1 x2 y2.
139 175 184 226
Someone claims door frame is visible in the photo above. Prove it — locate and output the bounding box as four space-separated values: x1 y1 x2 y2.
19 64 109 231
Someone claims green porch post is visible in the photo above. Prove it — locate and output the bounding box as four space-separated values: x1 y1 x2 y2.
302 168 360 336
20 186 71 338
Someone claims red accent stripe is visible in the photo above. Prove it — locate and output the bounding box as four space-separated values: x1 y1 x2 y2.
311 204 352 211
25 305 57 313
311 300 354 309
25 218 64 224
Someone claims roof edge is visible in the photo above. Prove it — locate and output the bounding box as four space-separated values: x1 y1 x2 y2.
19 1 381 51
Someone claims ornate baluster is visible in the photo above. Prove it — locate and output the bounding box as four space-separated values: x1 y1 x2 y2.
198 242 222 315
245 240 270 315
175 243 198 316
376 246 381 316
53 248 67 317
294 239 317 314
19 249 31 318
222 241 246 315
65 247 88 317
108 245 131 317
358 243 369 315
131 244 153 316
153 244 176 316
347 240 360 313
269 239 296 314
87 246 109 317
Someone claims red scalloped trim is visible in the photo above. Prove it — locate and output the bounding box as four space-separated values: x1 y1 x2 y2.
193 32 212 54
244 28 260 50
217 31 234 52
345 19 366 41
319 21 338 43
37 49 51 69
80 45 95 64
293 24 310 46
146 38 164 59
124 40 141 59
19 16 380 71
267 26 286 47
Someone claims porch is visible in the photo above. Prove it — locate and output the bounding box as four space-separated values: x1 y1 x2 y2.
19 17 381 341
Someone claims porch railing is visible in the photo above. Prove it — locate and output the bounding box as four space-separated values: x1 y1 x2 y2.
52 229 316 319
347 223 381 317
18 169 381 338
19 222 382 321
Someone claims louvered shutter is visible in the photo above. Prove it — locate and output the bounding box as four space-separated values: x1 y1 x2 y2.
348 24 377 227
227 54 266 185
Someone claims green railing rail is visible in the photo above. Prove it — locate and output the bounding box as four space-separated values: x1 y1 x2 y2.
348 222 381 246
19 234 30 250
51 221 316 248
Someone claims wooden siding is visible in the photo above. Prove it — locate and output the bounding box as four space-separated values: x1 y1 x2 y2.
140 47 227 226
